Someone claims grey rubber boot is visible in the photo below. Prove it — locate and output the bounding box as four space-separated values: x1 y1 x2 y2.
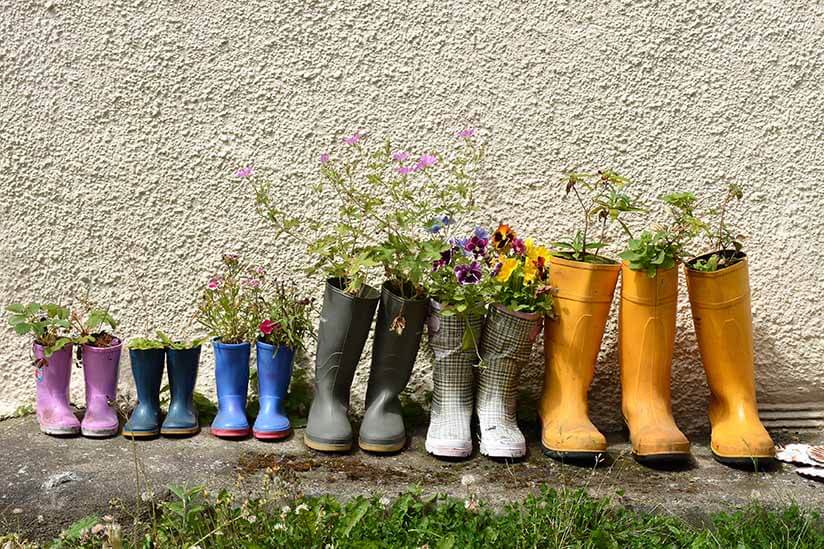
304 278 380 452
425 301 484 458
477 304 542 458
358 282 428 453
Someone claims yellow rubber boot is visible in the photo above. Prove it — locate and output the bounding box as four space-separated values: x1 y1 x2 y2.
539 256 620 460
685 255 775 465
620 264 690 463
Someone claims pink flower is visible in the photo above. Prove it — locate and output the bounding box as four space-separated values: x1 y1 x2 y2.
320 152 330 164
391 151 410 162
457 128 475 138
207 277 222 291
234 165 255 178
259 319 280 336
414 154 438 171
254 266 266 276
242 278 261 289
343 132 362 145
396 166 414 175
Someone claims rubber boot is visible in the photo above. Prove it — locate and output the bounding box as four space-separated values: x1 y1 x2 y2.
81 340 123 438
253 341 294 440
161 346 201 436
620 264 690 463
34 343 80 436
477 305 542 458
305 278 380 452
123 348 164 438
211 340 251 438
539 256 619 461
359 283 428 453
425 301 483 458
685 253 775 465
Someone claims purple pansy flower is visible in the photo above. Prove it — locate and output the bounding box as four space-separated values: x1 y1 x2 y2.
463 235 488 257
455 261 482 285
511 238 526 256
457 128 476 138
392 151 410 162
491 262 502 278
234 165 255 178
432 248 453 271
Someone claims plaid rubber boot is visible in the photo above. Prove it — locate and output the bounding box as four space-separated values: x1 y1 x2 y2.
425 304 484 458
477 305 542 458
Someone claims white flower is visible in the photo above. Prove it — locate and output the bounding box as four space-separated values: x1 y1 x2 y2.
281 505 291 514
295 503 309 514
272 523 286 531
379 496 391 507
460 474 476 487
248 515 257 524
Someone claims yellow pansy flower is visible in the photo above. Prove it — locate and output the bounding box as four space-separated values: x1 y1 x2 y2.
523 259 537 284
496 258 518 282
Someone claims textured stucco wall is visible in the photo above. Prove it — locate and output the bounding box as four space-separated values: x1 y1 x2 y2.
1 0 823 433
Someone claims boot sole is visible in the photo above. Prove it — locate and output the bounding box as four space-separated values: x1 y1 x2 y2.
161 426 201 437
358 438 406 453
479 441 526 459
82 428 119 438
122 430 160 439
712 452 775 469
211 427 251 438
633 452 691 465
40 427 80 437
541 443 607 463
304 433 352 452
254 428 291 441
425 439 472 458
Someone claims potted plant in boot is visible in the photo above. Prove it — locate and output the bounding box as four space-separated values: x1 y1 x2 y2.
196 254 263 439
479 224 555 459
683 184 775 466
6 302 77 436
252 282 314 441
540 170 643 462
70 302 122 438
159 332 207 437
123 331 206 439
618 191 703 464
123 334 166 439
424 226 493 458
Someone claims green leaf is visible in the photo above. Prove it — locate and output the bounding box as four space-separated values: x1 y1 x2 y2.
5 303 25 313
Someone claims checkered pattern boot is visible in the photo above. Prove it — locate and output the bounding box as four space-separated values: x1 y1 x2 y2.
425 304 484 458
477 304 542 458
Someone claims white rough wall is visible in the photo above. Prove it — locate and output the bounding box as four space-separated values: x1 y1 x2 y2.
1 0 822 433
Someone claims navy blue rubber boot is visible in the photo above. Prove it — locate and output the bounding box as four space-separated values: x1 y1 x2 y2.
211 340 251 438
123 348 165 438
161 346 201 437
253 341 294 440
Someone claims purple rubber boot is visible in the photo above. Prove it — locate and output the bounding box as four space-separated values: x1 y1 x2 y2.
34 343 81 436
81 340 122 437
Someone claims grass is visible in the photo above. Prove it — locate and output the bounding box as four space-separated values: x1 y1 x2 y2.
4 486 822 548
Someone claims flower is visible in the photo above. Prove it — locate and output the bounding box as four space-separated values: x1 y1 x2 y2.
253 266 266 276
259 319 280 336
320 152 330 164
234 165 254 178
391 151 410 162
473 227 489 240
414 154 438 171
491 262 502 278
496 257 518 282
523 260 537 284
463 234 488 257
396 165 414 175
492 223 516 251
427 215 452 234
343 131 362 145
241 278 261 289
455 261 482 285
511 238 526 256
432 248 454 271
457 128 476 138
207 277 222 290
222 253 239 265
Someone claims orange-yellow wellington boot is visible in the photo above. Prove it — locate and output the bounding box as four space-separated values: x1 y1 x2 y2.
620 264 691 463
539 256 620 461
685 254 775 466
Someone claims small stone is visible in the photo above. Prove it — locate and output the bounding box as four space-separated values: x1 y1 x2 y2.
42 472 79 490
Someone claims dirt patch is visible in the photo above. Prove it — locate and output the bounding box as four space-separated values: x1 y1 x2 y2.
237 453 410 483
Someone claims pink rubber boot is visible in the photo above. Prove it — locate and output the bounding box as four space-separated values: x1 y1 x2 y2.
34 343 81 436
80 340 122 437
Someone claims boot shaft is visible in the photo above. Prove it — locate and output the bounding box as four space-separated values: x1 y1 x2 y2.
213 340 250 401
128 348 165 407
256 340 294 396
82 341 123 399
619 265 678 417
428 304 484 414
34 343 73 399
314 278 380 404
364 283 428 408
167 346 201 403
543 257 620 410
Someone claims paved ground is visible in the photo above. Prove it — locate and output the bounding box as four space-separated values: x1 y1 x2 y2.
0 416 822 542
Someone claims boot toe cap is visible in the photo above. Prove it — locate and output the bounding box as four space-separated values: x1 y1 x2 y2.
541 418 607 453
632 426 690 456
711 423 775 458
